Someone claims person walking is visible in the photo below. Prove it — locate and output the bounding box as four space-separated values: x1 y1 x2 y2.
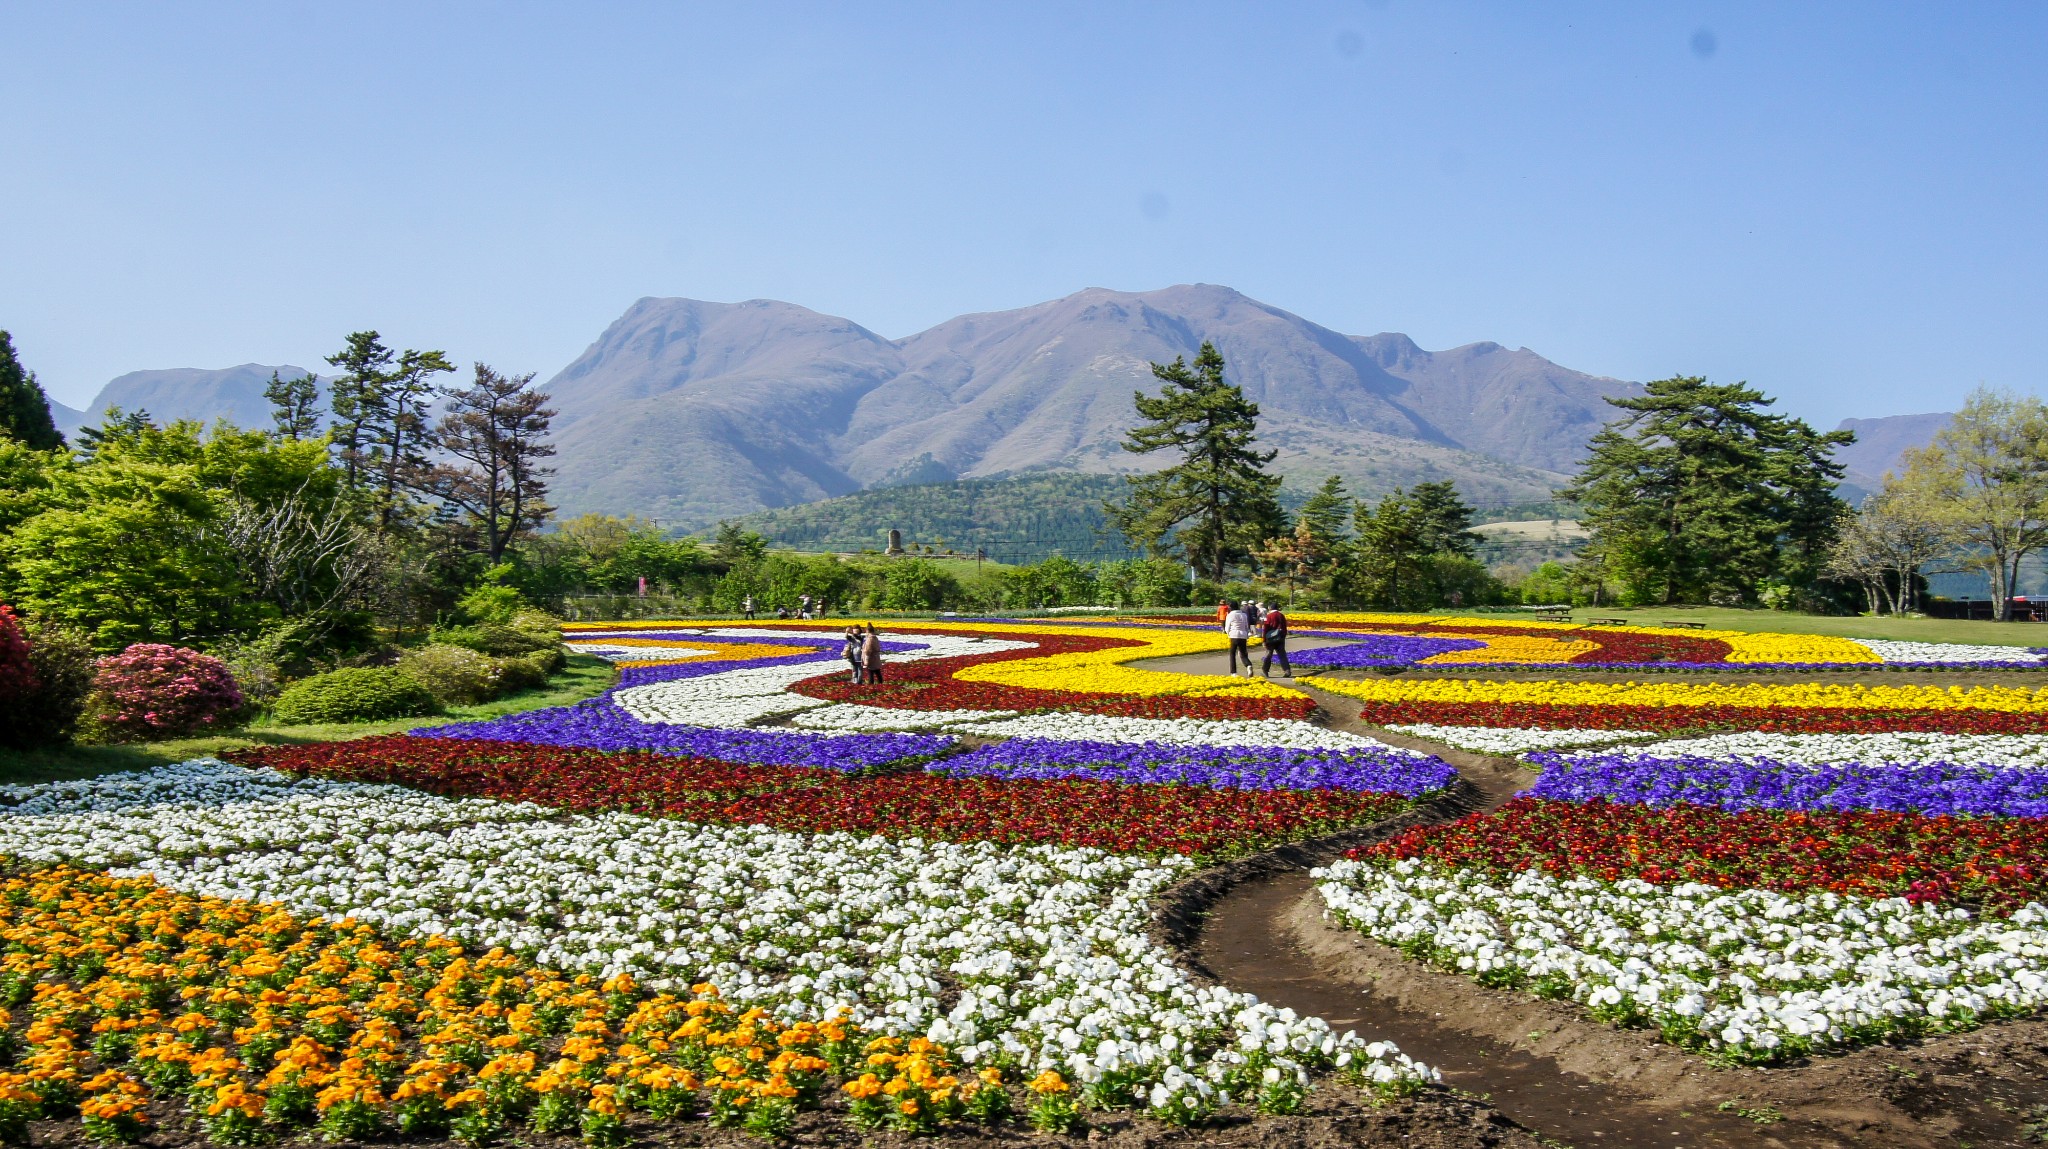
798 594 812 620
1214 599 1232 625
742 595 755 620
1260 604 1292 679
843 626 865 684
1223 602 1252 677
862 624 885 684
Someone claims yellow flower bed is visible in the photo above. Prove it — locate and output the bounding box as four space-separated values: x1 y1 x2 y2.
0 866 995 1144
1301 675 2048 713
948 624 1299 699
1416 633 1604 664
1720 633 1880 664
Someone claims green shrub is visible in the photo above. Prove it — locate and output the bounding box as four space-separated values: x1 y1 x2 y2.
509 608 564 639
395 644 502 706
492 654 549 695
523 645 565 675
457 583 526 625
271 668 437 725
431 624 555 658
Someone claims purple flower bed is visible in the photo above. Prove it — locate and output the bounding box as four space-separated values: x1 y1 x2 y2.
415 699 952 770
1288 634 1489 668
932 737 1459 794
1524 751 2048 818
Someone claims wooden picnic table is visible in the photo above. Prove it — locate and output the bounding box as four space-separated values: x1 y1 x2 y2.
1659 620 1707 629
1587 617 1629 625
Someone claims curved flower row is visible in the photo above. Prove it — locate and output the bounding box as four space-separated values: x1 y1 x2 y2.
0 765 1435 1131
932 738 1458 794
230 738 1422 860
1359 797 2048 909
1315 857 2048 1064
1522 751 2048 819
0 865 1014 1143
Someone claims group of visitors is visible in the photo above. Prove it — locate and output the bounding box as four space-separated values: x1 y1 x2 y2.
1217 598 1290 678
743 594 830 621
842 623 886 684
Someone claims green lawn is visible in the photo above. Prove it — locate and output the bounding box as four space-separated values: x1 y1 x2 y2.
0 652 618 786
1444 605 2048 647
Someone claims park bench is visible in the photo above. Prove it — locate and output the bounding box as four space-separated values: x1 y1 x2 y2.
1587 617 1629 625
1534 610 1573 623
1659 620 1707 629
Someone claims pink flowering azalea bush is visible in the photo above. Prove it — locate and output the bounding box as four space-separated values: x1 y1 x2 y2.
89 643 246 741
0 605 35 706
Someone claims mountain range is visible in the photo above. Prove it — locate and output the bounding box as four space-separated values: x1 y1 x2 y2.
540 284 1638 525
45 284 1956 529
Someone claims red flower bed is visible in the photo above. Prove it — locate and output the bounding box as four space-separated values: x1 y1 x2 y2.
232 735 1403 860
783 629 1316 720
1363 797 2048 910
1349 698 2048 734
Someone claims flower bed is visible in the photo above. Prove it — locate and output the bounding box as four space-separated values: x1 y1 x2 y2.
1523 750 2048 818
419 701 954 768
933 737 1458 794
230 737 1419 861
0 764 1435 1139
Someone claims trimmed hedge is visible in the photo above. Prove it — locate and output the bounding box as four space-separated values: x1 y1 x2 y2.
271 667 438 725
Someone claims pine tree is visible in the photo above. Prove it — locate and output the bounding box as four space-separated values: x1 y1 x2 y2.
324 331 396 490
414 364 557 564
264 371 323 440
1106 342 1286 582
1407 480 1481 557
0 331 64 450
1560 376 1852 605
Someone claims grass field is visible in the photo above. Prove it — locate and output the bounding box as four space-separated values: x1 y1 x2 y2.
0 652 619 786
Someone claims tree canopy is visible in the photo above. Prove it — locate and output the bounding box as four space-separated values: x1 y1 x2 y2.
1107 342 1286 581
1560 376 1851 605
0 331 64 451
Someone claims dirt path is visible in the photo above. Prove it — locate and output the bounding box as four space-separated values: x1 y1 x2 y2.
1157 678 2048 1147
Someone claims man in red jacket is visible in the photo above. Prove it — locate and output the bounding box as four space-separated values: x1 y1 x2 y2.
1260 606 1291 679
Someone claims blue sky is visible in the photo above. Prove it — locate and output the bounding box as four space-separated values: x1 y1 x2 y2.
4 2 2043 427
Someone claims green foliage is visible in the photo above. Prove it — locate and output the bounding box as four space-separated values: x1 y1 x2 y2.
1560 376 1851 606
457 578 527 625
395 644 505 706
271 667 438 725
432 622 556 657
880 558 959 610
263 370 323 440
733 473 1135 563
1108 342 1287 580
0 331 63 451
1335 482 1492 608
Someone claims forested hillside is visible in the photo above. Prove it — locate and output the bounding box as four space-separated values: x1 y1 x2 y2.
735 473 1139 563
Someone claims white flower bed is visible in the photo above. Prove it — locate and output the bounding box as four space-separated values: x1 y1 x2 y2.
1384 724 1655 755
566 643 719 663
1863 639 2047 664
0 761 547 866
613 634 1036 728
960 713 1417 753
1609 731 2048 769
1315 856 2048 1063
789 703 1016 731
0 760 1433 1095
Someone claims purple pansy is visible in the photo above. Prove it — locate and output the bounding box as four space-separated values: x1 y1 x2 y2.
1524 751 2048 818
933 737 1458 794
416 699 951 770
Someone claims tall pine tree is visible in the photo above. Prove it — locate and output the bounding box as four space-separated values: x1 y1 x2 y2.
1106 342 1285 582
0 332 64 450
1560 376 1851 605
264 371 323 440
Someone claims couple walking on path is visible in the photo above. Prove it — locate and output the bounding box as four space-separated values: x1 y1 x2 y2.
843 624 885 684
1219 599 1290 679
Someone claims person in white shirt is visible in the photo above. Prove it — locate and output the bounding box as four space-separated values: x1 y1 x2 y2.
1223 603 1252 676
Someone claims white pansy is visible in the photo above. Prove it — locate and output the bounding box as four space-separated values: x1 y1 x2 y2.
1384 725 1656 755
960 714 1420 753
1610 731 2048 769
790 703 1016 731
1316 856 2048 1063
2 760 1434 1094
1861 640 2047 664
566 644 721 662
